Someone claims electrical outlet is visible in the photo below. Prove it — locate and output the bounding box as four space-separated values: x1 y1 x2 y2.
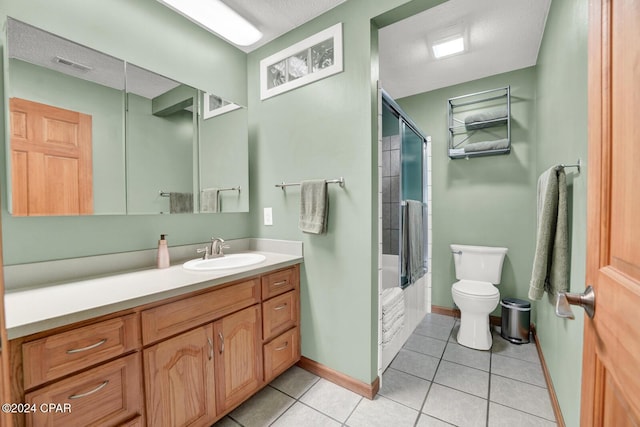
263 207 273 226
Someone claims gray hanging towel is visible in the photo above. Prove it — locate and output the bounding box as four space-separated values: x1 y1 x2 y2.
169 192 193 214
528 167 568 300
402 200 425 285
200 188 220 213
299 180 328 234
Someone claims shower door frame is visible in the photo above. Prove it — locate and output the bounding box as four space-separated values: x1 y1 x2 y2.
381 90 428 288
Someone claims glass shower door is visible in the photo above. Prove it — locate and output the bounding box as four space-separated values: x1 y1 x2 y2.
400 121 426 287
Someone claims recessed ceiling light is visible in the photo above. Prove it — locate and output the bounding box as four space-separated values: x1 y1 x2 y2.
432 36 465 59
157 0 262 46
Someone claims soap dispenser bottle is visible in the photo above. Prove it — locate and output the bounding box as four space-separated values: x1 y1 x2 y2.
157 234 170 269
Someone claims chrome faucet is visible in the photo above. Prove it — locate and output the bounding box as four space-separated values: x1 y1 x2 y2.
197 237 229 260
210 237 228 258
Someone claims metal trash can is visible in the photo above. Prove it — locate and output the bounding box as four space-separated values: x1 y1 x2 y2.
500 298 531 344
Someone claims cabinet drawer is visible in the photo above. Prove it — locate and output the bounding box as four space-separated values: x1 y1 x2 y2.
22 314 139 390
264 327 300 383
263 291 298 341
25 353 142 427
261 267 297 300
142 278 260 345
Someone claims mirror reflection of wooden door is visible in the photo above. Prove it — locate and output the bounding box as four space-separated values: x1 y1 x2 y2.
9 98 93 216
582 0 640 425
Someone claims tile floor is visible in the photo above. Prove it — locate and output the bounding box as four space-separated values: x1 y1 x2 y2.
214 313 557 427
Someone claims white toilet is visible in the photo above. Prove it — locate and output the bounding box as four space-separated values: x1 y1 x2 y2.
450 244 508 350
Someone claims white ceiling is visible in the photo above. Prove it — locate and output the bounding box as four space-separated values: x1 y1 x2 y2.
10 1 552 102
223 0 551 99
379 0 552 98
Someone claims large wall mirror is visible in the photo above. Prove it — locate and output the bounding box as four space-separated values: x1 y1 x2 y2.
4 17 249 216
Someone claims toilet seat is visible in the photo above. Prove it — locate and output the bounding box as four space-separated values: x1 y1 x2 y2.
452 280 499 298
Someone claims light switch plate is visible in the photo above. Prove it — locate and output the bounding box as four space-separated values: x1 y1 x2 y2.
264 207 273 226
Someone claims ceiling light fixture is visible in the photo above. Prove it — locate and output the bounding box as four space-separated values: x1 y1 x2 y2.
157 0 262 46
432 36 465 59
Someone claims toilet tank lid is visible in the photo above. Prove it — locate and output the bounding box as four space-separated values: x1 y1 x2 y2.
450 244 508 254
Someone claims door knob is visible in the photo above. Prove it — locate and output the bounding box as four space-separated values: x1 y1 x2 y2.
555 285 595 319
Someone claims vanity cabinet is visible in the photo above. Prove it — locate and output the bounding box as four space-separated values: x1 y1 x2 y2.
25 353 142 427
144 325 216 427
14 314 143 427
261 269 300 383
9 263 301 427
214 305 262 413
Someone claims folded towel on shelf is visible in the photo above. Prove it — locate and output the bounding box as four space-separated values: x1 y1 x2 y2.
382 315 404 345
169 192 193 214
381 287 404 312
528 167 569 300
200 188 220 213
299 180 329 234
464 138 510 153
382 303 405 332
401 200 425 286
464 108 508 130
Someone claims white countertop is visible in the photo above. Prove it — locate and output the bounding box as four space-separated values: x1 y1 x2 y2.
5 250 302 339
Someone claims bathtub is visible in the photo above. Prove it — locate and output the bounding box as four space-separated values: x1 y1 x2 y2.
382 255 399 289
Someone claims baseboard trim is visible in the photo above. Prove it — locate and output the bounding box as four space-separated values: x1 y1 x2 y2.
297 356 380 400
431 305 501 326
531 324 566 427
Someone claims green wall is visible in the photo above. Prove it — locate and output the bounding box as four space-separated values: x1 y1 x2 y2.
199 108 249 213
398 67 539 316
534 0 588 425
126 94 195 214
0 0 250 265
247 0 443 384
396 1 588 423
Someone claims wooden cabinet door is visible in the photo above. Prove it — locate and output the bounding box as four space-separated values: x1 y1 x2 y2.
0 203 12 427
214 305 262 412
9 97 93 216
582 0 640 424
144 325 216 427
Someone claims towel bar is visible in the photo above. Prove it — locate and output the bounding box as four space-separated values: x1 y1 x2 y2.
559 158 581 173
202 186 241 193
276 177 345 189
161 187 241 197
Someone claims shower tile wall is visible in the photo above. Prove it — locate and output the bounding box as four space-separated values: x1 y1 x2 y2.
382 135 401 255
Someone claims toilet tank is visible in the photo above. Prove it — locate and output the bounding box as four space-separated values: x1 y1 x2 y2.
450 244 508 284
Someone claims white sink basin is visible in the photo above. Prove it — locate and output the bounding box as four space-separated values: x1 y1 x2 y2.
183 253 266 271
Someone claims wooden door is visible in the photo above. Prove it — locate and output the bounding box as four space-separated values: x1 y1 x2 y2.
581 0 640 425
214 305 262 413
144 325 216 427
0 200 12 427
9 98 93 216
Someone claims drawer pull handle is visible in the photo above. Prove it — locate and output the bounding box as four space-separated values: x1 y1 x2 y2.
66 338 107 354
273 280 288 287
208 337 213 360
275 342 289 351
68 380 109 399
219 332 224 354
274 303 288 311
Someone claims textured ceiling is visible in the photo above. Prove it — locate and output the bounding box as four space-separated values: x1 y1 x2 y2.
8 19 181 99
378 0 552 98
